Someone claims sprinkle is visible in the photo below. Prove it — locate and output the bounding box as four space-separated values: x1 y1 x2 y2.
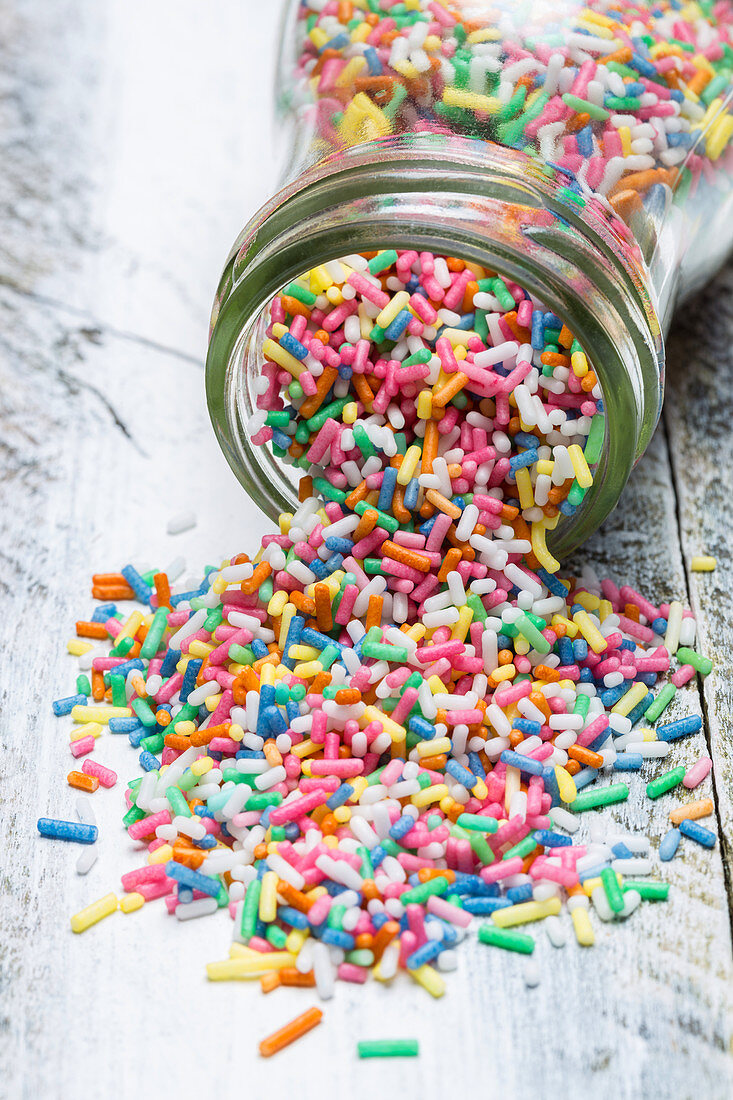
167 511 198 536
357 1040 419 1059
690 557 716 572
259 1007 323 1057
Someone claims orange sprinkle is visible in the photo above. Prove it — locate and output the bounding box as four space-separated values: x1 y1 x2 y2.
67 771 99 793
669 798 714 825
425 489 462 519
153 572 172 610
259 1007 324 1057
241 561 272 596
314 583 333 633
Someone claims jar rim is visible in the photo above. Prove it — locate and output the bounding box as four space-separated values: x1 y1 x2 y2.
207 136 664 557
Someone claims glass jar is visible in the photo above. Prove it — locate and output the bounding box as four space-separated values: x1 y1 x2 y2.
206 0 733 558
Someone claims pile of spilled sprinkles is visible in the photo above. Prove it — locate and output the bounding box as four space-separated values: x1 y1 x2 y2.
40 249 718 1056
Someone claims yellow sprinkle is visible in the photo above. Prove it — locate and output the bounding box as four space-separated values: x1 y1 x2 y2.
439 327 478 346
289 645 321 661
263 338 304 379
573 590 601 612
204 694 221 712
416 737 452 758
417 390 433 419
290 739 322 760
268 589 288 618
555 765 577 803
397 445 421 486
690 556 716 572
707 113 733 160
285 928 309 954
515 467 535 511
536 459 554 476
531 522 560 573
571 350 589 377
172 720 195 737
206 953 296 981
411 784 449 808
70 723 103 742
349 777 369 802
491 663 516 683
292 660 323 679
361 705 406 744
191 757 214 777
71 705 131 725
148 843 173 865
67 639 94 656
573 610 608 653
410 964 446 998
451 605 474 642
567 444 594 489
259 871 279 924
551 614 578 638
612 681 649 716
571 906 595 946
333 806 351 824
188 641 215 659
277 601 296 650
443 87 500 113
343 401 358 424
377 290 410 330
598 599 614 622
492 896 561 927
119 892 145 914
70 892 118 934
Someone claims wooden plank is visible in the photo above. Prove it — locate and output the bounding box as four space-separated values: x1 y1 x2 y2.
0 1 731 1097
663 263 733 906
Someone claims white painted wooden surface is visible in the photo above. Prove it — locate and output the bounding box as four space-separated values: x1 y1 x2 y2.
0 3 731 1098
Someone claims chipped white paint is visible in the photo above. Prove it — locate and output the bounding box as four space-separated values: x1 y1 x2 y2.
0 3 731 1099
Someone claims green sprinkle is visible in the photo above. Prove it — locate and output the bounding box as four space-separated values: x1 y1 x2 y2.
456 813 499 833
306 398 350 433
358 1040 419 1059
361 641 409 662
313 477 347 504
368 250 398 275
347 949 375 968
166 786 191 818
354 500 399 533
646 766 685 800
140 607 169 659
400 878 449 905
229 643 254 665
76 674 92 697
584 414 606 465
122 804 146 828
284 281 317 306
572 783 630 812
478 924 535 953
245 791 282 811
643 682 677 724
600 867 625 913
517 613 551 654
502 835 539 860
240 878 261 942
675 647 713 675
140 732 164 754
109 673 127 708
623 880 670 901
111 635 134 658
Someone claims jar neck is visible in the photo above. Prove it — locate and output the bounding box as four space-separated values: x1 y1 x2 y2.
207 136 664 558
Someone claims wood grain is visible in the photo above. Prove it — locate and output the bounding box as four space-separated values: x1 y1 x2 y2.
0 3 731 1099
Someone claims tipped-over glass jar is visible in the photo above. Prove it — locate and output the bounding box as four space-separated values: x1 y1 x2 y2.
207 0 733 557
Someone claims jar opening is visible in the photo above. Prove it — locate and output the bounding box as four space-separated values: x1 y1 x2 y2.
207 140 663 557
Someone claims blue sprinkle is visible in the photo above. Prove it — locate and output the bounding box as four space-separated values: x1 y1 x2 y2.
37 818 98 844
